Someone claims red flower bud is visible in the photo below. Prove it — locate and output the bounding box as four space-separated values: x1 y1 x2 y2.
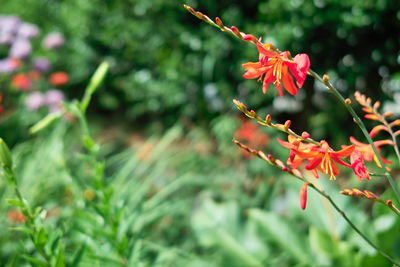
300 182 309 210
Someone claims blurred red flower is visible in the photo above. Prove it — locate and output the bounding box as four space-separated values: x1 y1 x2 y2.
7 210 27 223
49 72 69 86
11 73 32 90
235 120 269 157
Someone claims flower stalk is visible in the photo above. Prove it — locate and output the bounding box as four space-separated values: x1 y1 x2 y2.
308 70 400 204
234 140 400 266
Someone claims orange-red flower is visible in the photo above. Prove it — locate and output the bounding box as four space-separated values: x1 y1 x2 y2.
277 135 315 168
11 73 32 90
292 140 354 180
242 43 310 97
49 72 69 86
348 136 393 168
350 150 370 182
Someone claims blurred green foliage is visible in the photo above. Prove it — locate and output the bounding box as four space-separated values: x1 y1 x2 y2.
1 0 400 265
1 120 399 265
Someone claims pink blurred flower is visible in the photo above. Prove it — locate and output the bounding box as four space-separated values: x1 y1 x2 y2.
42 32 64 49
25 92 45 110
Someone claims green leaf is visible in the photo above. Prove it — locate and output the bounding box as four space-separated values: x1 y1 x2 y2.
7 199 24 208
9 227 34 235
55 242 65 267
71 243 86 267
248 209 313 265
21 255 47 267
29 113 62 135
35 227 48 246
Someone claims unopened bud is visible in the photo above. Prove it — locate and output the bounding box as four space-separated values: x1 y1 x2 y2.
0 138 12 169
386 200 393 206
300 182 310 210
301 131 310 139
373 101 380 110
243 34 257 42
323 74 329 83
284 120 291 130
230 26 242 38
345 98 351 105
265 114 271 124
383 111 393 117
268 154 274 162
215 17 224 28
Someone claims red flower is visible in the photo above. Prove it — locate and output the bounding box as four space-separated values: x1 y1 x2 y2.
350 150 370 182
292 140 354 180
49 72 69 86
242 43 310 97
348 137 393 168
11 73 32 90
277 135 315 168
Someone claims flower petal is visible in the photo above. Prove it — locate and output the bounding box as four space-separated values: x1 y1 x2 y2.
306 156 322 170
331 145 355 158
281 65 298 95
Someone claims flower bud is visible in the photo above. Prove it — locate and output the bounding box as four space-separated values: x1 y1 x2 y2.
345 98 351 105
300 182 309 210
373 101 380 110
383 111 393 117
243 34 258 42
301 131 310 139
322 74 329 83
284 120 291 130
215 17 224 28
265 114 271 124
230 26 242 38
0 138 12 169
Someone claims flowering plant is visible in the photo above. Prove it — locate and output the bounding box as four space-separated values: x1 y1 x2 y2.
0 15 68 120
185 5 400 265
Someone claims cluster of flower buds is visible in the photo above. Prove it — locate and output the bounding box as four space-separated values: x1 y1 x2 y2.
183 4 262 46
341 188 400 216
355 91 400 139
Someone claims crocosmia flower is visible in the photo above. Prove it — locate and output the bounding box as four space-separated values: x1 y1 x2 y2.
348 137 393 168
242 43 310 97
277 135 315 168
292 140 354 180
350 150 370 182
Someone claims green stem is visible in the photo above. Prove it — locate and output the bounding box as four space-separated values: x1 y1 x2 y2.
313 186 400 266
8 169 51 265
235 141 399 265
309 70 400 204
